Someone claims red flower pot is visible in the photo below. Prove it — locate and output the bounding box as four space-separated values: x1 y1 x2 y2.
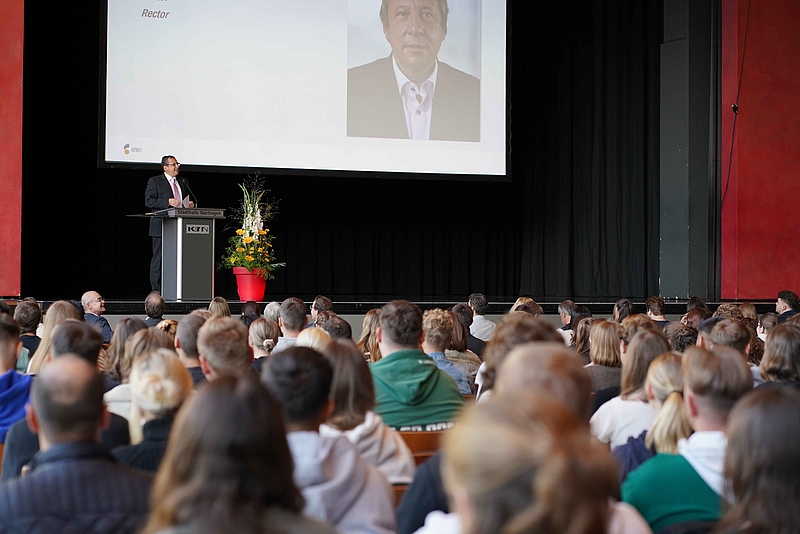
232 267 267 301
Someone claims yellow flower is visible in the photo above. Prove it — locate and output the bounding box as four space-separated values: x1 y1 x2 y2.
236 247 245 253
243 236 253 244
258 247 263 252
229 258 236 264
258 229 266 235
245 255 254 261
236 229 245 235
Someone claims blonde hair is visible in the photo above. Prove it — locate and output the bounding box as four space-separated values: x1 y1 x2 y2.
28 300 81 374
620 314 661 345
422 308 453 350
155 319 178 343
442 394 616 534
356 309 382 362
644 353 692 453
207 296 231 318
295 327 330 352
121 328 174 383
249 317 279 354
588 319 622 367
128 348 193 443
509 297 542 316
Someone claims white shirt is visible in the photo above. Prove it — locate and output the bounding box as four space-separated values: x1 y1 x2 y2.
392 56 438 140
164 172 183 202
590 396 656 449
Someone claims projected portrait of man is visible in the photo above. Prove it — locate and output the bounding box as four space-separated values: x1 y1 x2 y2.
347 0 480 142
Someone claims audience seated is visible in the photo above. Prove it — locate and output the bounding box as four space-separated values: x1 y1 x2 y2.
320 315 353 340
173 313 208 386
248 316 279 375
572 315 595 363
714 387 800 534
621 346 753 533
154 319 178 344
369 301 464 430
614 298 635 323
143 291 165 327
297 326 332 352
2 320 131 480
775 289 799 323
467 293 495 342
708 318 762 385
14 301 41 373
0 314 32 442
197 316 253 380
668 323 698 354
586 318 622 392
0 356 152 533
357 308 382 362
612 353 692 484
756 311 779 342
141 374 335 534
696 316 724 349
591 329 670 448
27 300 81 374
264 300 281 324
112 348 193 472
421 309 474 395
318 339 416 485
240 300 262 329
556 299 577 344
683 307 712 329
105 328 174 418
308 295 334 329
262 346 396 534
451 303 485 357
274 297 307 353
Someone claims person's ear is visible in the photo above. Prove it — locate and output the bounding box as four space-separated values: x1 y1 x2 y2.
174 336 182 350
199 356 212 378
99 404 110 431
26 403 39 435
646 383 655 402
376 326 383 344
685 391 700 419
744 343 751 357
419 329 426 347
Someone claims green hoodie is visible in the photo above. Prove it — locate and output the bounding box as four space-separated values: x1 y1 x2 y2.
371 349 465 430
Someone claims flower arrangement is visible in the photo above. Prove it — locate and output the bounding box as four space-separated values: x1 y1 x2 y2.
221 174 285 279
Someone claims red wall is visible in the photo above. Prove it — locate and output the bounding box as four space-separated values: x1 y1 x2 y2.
722 0 800 299
0 0 24 297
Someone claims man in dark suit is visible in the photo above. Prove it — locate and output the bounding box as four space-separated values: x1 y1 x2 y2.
0 356 151 533
144 155 196 292
82 290 113 343
347 0 480 142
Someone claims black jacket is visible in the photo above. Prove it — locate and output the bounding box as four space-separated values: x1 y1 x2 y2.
112 417 172 472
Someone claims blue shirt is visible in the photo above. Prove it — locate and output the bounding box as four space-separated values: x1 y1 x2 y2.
426 352 474 395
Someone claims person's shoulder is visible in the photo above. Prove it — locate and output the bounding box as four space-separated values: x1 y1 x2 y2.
437 61 480 87
348 56 392 78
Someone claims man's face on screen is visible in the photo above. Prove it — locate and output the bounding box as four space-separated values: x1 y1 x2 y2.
383 0 446 81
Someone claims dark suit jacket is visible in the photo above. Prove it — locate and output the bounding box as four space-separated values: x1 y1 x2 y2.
85 313 114 344
144 174 195 237
0 442 152 534
1 412 130 481
347 57 480 142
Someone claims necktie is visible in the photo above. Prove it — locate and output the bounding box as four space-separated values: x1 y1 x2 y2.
171 179 180 203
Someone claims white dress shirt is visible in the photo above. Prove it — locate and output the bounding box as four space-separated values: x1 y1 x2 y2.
392 56 438 140
164 172 183 202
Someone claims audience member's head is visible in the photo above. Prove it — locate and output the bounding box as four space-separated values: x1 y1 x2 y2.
262 346 333 430
696 316 725 348
496 342 593 422
716 387 800 534
451 303 474 329
0 314 20 370
320 315 352 340
776 290 800 314
644 353 692 454
81 291 106 316
683 307 712 329
295 327 331 352
144 291 165 319
613 299 635 323
207 296 231 318
682 346 752 429
619 314 660 350
248 317 279 356
103 317 149 381
155 319 178 343
311 295 333 320
442 393 617 534
644 295 666 318
121 328 174 384
278 297 307 336
263 301 281 324
757 312 779 338
447 311 470 352
759 324 800 383
51 319 104 364
189 308 212 320
571 315 594 356
686 296 711 313
708 318 750 357
356 308 382 362
620 329 670 400
320 339 376 431
668 324 698 354
468 293 488 316
143 375 302 534
28 300 82 374
197 317 252 379
13 301 41 335
509 298 542 317
128 348 192 443
421 308 453 353
240 301 262 329
738 302 757 322
377 300 423 352
713 303 744 321
588 318 622 368
29 355 106 447
480 314 563 394
175 314 207 361
558 300 577 326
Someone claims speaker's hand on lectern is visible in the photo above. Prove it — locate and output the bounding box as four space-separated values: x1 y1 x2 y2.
188 201 195 208
168 198 182 207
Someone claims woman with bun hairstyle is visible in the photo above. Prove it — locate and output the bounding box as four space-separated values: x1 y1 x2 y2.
249 318 279 360
612 353 692 483
112 348 193 472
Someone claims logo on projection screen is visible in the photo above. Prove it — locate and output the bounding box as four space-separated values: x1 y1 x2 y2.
123 143 142 155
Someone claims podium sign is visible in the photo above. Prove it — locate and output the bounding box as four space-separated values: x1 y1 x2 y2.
156 208 225 300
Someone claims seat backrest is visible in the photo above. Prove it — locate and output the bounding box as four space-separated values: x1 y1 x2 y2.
398 430 444 466
392 484 408 508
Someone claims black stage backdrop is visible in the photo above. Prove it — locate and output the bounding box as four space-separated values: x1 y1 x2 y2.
21 0 661 302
